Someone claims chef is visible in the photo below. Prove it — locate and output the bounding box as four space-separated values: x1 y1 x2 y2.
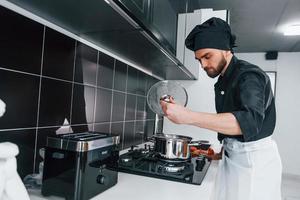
160 17 282 200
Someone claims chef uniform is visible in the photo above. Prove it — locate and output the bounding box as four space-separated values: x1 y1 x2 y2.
185 17 282 200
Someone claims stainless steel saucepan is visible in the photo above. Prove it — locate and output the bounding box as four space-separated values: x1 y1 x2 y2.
152 133 193 160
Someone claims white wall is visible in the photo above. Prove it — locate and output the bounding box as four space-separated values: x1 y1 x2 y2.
164 52 300 176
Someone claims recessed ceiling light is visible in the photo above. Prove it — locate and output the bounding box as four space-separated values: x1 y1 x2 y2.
284 24 300 36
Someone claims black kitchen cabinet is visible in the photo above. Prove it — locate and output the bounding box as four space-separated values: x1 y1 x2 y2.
151 0 178 54
118 0 151 24
116 0 187 55
2 0 195 80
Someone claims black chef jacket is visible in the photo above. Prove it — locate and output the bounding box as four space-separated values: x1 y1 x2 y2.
214 56 276 142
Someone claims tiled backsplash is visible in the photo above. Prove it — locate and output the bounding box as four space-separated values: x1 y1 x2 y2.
0 5 162 178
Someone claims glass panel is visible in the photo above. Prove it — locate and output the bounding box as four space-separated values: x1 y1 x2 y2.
266 71 277 97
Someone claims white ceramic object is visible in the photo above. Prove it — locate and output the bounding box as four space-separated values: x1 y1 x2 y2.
0 142 30 200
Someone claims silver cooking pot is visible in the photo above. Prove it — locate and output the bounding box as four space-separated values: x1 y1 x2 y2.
153 134 193 160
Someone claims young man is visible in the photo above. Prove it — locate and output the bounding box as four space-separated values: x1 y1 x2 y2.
160 17 282 200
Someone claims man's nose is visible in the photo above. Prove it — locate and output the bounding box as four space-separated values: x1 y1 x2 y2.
200 63 207 69
200 60 207 68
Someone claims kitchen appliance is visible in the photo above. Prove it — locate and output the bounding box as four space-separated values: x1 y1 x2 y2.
41 132 120 200
152 133 193 160
118 144 211 185
147 80 188 116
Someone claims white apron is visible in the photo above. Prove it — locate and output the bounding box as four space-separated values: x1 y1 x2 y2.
212 136 282 200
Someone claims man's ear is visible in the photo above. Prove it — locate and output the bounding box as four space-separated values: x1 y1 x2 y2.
223 50 232 58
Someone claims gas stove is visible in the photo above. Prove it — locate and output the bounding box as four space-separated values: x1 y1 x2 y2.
117 144 211 185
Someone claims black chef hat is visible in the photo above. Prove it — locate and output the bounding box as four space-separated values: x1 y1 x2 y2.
185 17 236 52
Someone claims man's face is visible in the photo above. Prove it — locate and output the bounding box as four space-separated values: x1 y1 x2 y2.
194 48 227 78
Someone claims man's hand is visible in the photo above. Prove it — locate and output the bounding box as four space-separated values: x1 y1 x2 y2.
160 98 242 136
160 98 191 124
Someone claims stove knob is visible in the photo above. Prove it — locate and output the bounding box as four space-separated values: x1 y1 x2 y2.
96 175 105 184
129 145 138 152
196 159 205 171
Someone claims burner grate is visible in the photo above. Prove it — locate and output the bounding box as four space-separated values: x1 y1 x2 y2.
117 148 211 185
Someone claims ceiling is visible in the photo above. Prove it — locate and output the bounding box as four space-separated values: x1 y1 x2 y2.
187 0 300 52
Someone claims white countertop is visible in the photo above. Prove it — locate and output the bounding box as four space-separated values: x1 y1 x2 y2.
29 161 219 200
92 160 219 200
28 143 220 200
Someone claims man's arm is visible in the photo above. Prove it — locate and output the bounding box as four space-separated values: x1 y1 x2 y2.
161 101 242 136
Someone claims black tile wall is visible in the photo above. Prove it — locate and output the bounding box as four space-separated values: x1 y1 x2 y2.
145 120 155 139
94 123 110 133
70 124 93 134
95 88 112 123
0 5 161 179
42 28 75 81
146 104 156 120
127 67 138 94
74 42 98 86
137 71 147 95
136 96 146 121
97 52 114 89
38 78 72 127
114 60 127 92
0 6 43 75
125 94 136 121
111 122 124 145
112 91 126 122
71 84 95 125
0 69 40 129
135 120 146 144
147 76 159 91
123 122 135 148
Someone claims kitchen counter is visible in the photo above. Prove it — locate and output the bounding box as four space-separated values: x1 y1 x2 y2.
28 160 219 200
28 142 220 200
93 160 219 200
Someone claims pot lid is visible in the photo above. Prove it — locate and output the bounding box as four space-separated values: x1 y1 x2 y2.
147 80 188 116
153 133 192 141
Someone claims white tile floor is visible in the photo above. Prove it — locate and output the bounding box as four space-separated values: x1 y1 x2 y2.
282 174 300 200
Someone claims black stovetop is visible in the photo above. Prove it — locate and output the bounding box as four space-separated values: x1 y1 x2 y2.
117 146 211 185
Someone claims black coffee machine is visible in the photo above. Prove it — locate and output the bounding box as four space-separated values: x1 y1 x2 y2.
42 132 120 200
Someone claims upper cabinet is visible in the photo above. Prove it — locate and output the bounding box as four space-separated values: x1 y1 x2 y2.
1 0 226 80
116 0 179 55
1 0 188 80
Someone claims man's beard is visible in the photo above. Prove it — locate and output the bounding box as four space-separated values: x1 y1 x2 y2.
204 56 227 78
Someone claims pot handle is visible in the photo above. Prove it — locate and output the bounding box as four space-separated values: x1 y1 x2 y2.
188 140 210 146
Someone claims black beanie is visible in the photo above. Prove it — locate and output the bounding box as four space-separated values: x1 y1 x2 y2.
185 17 236 52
